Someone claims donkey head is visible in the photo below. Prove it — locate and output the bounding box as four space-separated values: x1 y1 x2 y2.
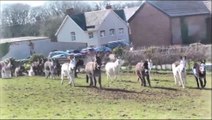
116 59 124 66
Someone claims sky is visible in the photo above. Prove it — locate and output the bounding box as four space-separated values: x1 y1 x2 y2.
1 1 47 7
0 1 140 7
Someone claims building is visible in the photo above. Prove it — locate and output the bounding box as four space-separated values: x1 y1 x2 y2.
128 1 210 48
55 8 129 47
0 36 86 60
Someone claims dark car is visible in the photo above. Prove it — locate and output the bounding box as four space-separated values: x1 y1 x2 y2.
103 40 129 49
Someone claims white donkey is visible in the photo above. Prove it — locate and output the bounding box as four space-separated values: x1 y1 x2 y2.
172 56 187 88
1 61 12 79
61 56 76 86
28 65 35 76
105 58 124 86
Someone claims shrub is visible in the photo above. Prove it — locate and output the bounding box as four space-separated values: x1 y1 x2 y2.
122 43 210 66
112 47 124 58
29 54 44 63
0 43 10 58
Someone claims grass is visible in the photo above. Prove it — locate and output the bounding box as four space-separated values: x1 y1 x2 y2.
0 73 211 119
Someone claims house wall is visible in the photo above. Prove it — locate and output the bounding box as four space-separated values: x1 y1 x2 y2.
2 39 86 60
97 10 129 46
84 31 99 47
129 3 172 49
171 18 182 44
185 15 208 42
171 15 208 44
57 16 89 44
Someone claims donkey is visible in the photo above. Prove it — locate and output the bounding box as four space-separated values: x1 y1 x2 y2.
61 55 76 86
135 60 151 87
172 56 187 88
44 59 57 79
14 65 26 77
105 58 124 86
28 65 35 76
85 61 102 88
61 63 75 86
193 60 206 89
74 59 84 78
1 59 13 79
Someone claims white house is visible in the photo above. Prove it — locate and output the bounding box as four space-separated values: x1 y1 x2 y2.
0 36 86 60
55 8 130 47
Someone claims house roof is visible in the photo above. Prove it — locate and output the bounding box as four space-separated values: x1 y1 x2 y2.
114 9 126 21
148 1 210 17
68 9 111 31
70 13 86 31
203 1 211 13
114 6 140 21
123 7 140 21
56 5 140 34
84 9 111 31
0 36 49 44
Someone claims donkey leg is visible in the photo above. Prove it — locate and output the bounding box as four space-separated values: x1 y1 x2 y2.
91 74 96 87
106 72 112 87
143 77 146 87
202 77 207 88
61 72 64 85
138 76 144 86
98 75 102 89
72 76 75 87
89 76 93 86
45 71 49 79
173 74 178 85
69 74 75 87
179 73 185 88
146 75 151 87
93 76 97 87
199 77 204 89
195 76 200 88
86 74 89 83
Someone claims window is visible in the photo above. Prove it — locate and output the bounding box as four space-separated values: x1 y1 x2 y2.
88 32 93 39
71 32 76 41
100 30 105 37
118 28 124 34
109 29 115 36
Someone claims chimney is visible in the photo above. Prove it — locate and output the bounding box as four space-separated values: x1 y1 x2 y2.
66 8 75 16
106 4 112 9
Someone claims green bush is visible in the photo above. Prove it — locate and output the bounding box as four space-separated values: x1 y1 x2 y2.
112 47 124 58
23 63 31 71
29 54 44 63
0 43 10 58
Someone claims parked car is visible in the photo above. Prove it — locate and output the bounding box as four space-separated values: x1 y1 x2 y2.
94 46 112 53
66 49 74 54
48 51 70 58
102 40 129 49
51 54 68 59
80 47 95 54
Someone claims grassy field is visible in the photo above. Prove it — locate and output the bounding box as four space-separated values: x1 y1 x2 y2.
0 73 211 119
